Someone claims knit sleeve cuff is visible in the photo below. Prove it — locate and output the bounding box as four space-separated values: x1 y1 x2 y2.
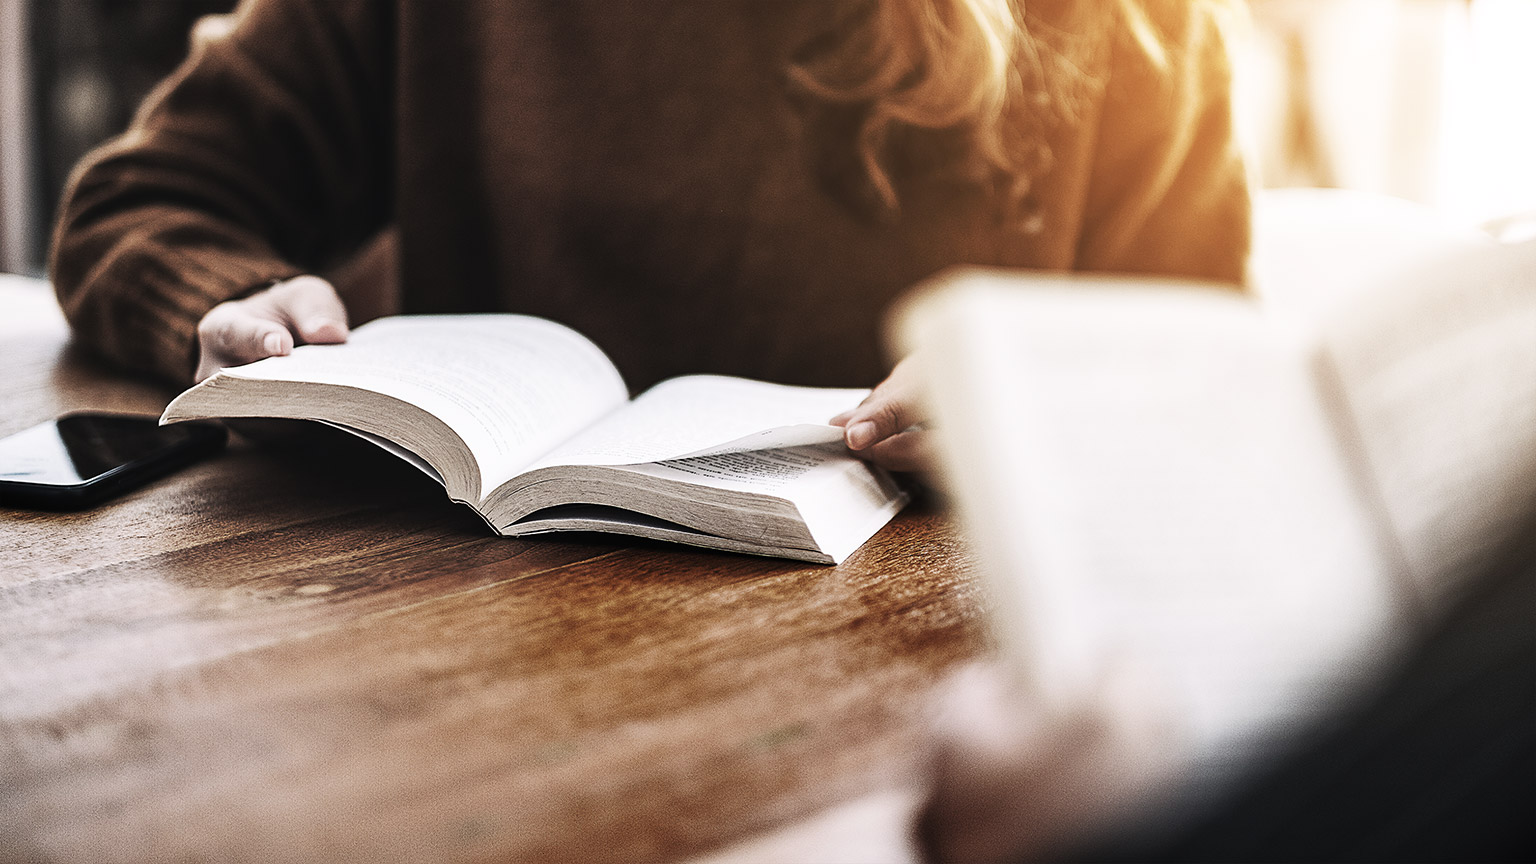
61 236 304 387
149 247 305 385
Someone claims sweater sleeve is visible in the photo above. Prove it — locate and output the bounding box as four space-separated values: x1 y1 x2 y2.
1075 0 1253 287
49 0 394 384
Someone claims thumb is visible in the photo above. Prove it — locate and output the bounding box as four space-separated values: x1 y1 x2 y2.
271 275 349 344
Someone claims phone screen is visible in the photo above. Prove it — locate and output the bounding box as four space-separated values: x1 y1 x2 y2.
0 413 226 508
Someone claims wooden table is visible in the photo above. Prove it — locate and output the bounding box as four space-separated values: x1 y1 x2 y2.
0 276 987 863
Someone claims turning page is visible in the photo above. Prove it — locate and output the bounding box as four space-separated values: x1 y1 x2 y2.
612 442 910 562
522 375 865 472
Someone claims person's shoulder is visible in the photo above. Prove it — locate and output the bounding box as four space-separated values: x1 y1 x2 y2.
1021 0 1242 96
1089 0 1244 126
1114 0 1244 76
1071 0 1253 284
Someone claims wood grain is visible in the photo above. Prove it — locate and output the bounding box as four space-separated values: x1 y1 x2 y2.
0 279 989 864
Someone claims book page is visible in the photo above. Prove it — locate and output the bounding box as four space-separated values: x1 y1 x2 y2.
899 273 1403 776
318 422 444 485
614 443 910 562
218 316 628 498
1255 189 1536 606
523 375 865 471
1313 238 1536 608
1252 188 1493 325
642 443 850 492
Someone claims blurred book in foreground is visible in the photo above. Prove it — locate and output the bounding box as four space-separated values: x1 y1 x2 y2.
895 191 1536 834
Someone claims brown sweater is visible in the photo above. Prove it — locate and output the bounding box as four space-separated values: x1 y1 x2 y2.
50 0 1251 390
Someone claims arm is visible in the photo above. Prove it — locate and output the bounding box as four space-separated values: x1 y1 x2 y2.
1074 0 1253 285
841 0 1253 470
49 0 393 384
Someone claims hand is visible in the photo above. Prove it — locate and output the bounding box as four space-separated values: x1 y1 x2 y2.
194 275 349 382
916 664 1180 863
830 354 933 472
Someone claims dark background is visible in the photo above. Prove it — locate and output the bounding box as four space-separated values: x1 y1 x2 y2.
24 0 234 272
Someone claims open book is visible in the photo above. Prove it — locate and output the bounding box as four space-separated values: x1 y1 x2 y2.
896 190 1536 790
162 316 909 564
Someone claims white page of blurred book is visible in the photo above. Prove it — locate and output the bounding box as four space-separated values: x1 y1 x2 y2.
897 202 1536 776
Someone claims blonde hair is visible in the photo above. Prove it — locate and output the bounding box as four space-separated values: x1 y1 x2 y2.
791 0 1159 219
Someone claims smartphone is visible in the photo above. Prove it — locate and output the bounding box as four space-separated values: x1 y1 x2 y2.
0 412 226 510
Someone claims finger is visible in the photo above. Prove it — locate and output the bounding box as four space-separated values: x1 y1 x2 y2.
271 275 349 344
828 409 854 427
918 663 1052 864
842 361 926 451
195 313 291 382
919 663 1103 864
198 302 294 365
859 426 933 473
843 389 924 450
919 661 1182 863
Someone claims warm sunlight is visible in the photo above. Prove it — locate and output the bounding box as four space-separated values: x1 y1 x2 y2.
1438 0 1536 228
1239 0 1536 230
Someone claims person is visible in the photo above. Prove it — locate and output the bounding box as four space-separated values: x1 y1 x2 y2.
49 0 1251 471
911 521 1536 863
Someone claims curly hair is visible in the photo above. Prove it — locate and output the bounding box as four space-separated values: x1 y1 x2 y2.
790 0 1173 220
